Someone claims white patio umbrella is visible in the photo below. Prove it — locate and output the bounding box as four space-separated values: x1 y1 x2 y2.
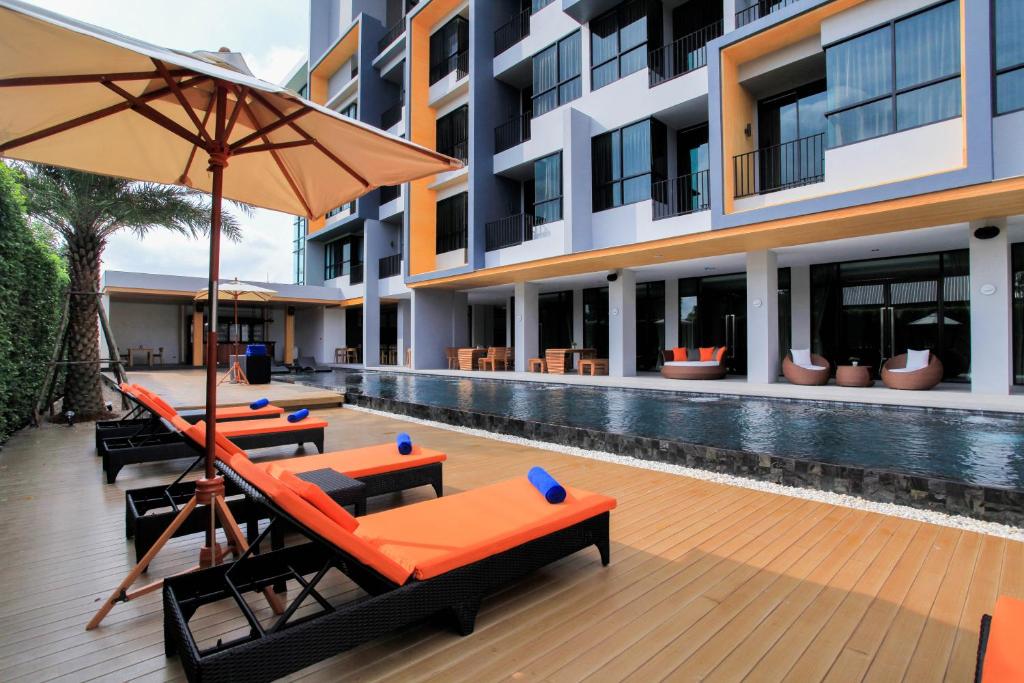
0 0 460 629
195 278 277 384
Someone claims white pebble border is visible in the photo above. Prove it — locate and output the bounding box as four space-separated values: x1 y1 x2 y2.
344 403 1024 542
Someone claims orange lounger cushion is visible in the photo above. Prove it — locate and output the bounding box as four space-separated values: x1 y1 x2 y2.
212 404 285 419
262 444 447 479
215 416 328 437
355 478 617 580
981 596 1024 682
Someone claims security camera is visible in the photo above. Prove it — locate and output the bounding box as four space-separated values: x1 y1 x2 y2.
606 271 619 283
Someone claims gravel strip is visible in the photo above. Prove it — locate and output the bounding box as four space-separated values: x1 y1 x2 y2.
345 403 1024 542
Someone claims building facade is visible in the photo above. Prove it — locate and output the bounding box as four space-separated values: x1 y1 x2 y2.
294 0 1024 394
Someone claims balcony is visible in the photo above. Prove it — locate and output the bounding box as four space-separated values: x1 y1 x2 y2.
381 100 403 130
648 21 722 88
485 213 545 251
378 253 402 279
378 19 405 54
495 8 531 56
494 111 532 153
438 138 468 166
379 184 401 205
736 0 801 28
326 202 356 219
652 170 710 220
733 133 825 199
349 262 364 285
429 50 469 85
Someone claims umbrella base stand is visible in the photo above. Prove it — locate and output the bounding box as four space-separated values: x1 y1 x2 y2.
85 476 282 631
219 360 248 385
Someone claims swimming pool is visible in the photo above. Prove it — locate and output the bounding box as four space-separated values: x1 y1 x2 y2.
289 369 1024 492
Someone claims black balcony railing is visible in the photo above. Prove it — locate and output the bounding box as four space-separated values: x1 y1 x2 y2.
495 7 531 55
378 19 405 53
379 253 402 278
736 0 800 27
381 100 403 129
439 138 468 165
379 184 401 205
648 21 723 88
652 170 710 220
485 213 543 251
349 262 364 285
733 132 825 198
494 111 532 153
326 202 355 219
429 49 469 85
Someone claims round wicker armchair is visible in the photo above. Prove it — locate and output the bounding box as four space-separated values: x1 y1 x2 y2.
782 353 831 386
881 353 944 391
659 350 728 380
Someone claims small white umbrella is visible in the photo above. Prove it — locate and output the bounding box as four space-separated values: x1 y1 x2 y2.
195 278 276 384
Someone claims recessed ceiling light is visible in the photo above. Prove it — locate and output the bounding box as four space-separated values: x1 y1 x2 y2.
871 248 880 252
704 266 715 271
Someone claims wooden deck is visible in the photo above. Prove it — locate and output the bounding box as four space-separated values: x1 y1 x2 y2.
0 405 1021 681
121 369 343 410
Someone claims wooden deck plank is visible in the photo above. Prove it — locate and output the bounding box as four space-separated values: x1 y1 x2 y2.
0 391 1021 683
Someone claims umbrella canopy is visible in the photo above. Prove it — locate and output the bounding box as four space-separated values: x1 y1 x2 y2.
195 278 276 303
0 0 461 215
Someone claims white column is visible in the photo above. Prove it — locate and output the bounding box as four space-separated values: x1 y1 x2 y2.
747 250 779 384
362 220 386 368
514 282 538 370
970 219 1012 394
790 265 811 351
506 297 513 346
396 298 411 366
572 288 584 346
664 278 679 349
609 270 636 377
723 0 738 32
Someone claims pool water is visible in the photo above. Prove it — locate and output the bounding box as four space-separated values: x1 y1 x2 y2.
294 370 1024 490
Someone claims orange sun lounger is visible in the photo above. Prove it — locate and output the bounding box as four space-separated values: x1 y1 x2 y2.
125 416 446 562
976 596 1024 682
164 450 615 682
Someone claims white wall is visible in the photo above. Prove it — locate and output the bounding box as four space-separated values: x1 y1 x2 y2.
493 2 579 78
293 307 324 363
109 301 183 364
483 220 565 268
993 111 1024 180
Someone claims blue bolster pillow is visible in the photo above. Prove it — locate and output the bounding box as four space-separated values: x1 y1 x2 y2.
287 408 309 423
396 432 413 455
250 398 270 410
527 466 566 504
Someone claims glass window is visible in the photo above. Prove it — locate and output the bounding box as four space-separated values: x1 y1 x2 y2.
590 1 658 91
532 31 581 117
324 234 362 281
533 153 562 223
429 15 468 84
436 105 468 163
340 101 357 119
436 192 468 254
995 0 1024 114
592 118 665 211
825 1 961 147
583 286 609 357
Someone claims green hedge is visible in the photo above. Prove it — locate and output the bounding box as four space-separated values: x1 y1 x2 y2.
0 164 66 442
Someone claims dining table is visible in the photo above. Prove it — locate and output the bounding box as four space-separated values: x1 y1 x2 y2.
544 347 597 374
457 347 487 371
125 347 153 368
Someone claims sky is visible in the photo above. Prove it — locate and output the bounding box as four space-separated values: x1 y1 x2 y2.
30 0 309 284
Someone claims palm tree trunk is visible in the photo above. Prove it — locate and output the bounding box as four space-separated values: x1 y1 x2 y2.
63 231 106 416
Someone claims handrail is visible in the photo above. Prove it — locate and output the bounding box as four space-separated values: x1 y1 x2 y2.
733 132 825 198
495 7 531 55
429 49 469 85
648 21 723 87
652 170 710 220
494 111 532 153
485 213 542 251
378 253 402 279
378 19 405 54
736 0 800 28
380 100 403 129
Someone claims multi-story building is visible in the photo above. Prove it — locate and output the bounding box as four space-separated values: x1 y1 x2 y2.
293 0 1024 395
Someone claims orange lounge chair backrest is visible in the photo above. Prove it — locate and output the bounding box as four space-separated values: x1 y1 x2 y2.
128 384 179 421
181 419 249 463
223 452 412 586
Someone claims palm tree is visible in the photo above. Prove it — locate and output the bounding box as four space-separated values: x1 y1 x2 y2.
18 164 247 418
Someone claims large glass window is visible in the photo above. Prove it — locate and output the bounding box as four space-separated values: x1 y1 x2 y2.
532 31 582 117
825 0 961 147
592 118 666 211
533 153 562 223
995 0 1024 114
583 286 609 358
436 105 468 164
436 192 468 254
292 216 306 285
539 291 573 352
429 15 469 84
590 1 661 91
324 233 363 281
339 101 358 119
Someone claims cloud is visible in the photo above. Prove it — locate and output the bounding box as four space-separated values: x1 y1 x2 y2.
243 45 305 85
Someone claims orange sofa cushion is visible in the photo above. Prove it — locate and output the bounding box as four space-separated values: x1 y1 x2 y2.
715 346 727 362
277 470 359 531
981 596 1024 682
262 443 446 479
355 478 616 580
699 347 716 361
216 416 328 437
225 452 412 586
671 347 687 362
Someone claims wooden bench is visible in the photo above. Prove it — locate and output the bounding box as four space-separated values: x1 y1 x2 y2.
578 358 609 376
528 358 547 373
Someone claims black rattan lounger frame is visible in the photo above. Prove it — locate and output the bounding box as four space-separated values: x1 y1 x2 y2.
163 464 610 683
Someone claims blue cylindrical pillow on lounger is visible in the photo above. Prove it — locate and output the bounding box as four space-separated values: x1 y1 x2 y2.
396 432 413 455
250 397 269 410
528 466 566 504
287 408 309 423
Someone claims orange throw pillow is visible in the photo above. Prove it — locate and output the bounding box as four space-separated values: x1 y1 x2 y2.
672 347 688 361
699 347 716 361
278 471 359 531
715 346 727 362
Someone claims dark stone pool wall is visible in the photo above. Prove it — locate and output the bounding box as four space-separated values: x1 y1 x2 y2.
342 390 1024 527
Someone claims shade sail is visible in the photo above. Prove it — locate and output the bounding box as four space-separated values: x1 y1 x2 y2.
195 278 276 303
0 0 461 217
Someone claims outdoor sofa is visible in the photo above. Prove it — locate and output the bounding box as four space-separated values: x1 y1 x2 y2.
163 450 615 682
881 351 944 391
99 384 326 482
126 416 446 562
782 351 832 386
660 347 728 380
294 355 332 372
